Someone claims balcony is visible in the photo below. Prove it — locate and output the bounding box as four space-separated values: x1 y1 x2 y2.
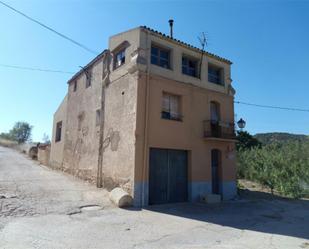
203 120 236 141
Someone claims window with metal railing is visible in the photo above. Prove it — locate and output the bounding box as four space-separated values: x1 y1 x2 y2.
208 65 223 85
182 56 198 77
161 92 182 121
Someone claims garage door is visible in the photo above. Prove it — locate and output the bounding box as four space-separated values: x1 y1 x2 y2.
149 148 188 205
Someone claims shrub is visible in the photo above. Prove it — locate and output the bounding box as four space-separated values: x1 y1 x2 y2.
237 141 309 198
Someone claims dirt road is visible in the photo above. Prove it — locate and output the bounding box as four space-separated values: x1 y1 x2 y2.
0 146 308 249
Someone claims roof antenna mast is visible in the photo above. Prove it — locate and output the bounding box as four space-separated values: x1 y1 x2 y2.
168 19 174 38
197 32 208 79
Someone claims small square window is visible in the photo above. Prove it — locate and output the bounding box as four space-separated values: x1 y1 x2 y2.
73 81 77 92
114 49 126 69
55 121 62 142
96 109 101 126
208 65 223 85
182 56 198 77
86 70 92 88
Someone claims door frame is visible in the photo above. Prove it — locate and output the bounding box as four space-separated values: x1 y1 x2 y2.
149 148 188 205
211 149 222 195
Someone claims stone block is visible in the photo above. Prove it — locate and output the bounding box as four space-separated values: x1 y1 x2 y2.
109 187 133 208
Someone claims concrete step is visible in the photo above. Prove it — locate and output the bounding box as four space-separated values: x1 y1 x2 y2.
201 194 222 204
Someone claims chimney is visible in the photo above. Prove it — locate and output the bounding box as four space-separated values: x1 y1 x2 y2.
168 19 174 38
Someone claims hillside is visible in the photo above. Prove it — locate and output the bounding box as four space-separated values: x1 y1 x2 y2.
254 132 308 145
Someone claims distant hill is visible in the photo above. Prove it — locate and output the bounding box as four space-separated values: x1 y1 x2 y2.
254 132 308 145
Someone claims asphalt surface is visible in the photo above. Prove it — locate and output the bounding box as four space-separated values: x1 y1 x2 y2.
0 146 308 249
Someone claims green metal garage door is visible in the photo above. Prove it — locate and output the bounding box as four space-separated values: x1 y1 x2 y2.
149 148 188 205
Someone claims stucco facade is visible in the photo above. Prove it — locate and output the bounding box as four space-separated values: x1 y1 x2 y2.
50 95 67 169
50 26 237 206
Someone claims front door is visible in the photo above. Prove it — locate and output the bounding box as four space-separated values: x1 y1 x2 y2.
211 149 221 194
149 148 188 205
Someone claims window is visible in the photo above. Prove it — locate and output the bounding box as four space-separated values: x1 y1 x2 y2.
210 101 221 137
151 45 170 69
114 49 126 69
210 101 220 122
182 56 198 77
86 69 92 88
55 121 62 142
208 65 223 85
162 92 182 121
77 112 85 131
96 109 101 126
73 81 77 92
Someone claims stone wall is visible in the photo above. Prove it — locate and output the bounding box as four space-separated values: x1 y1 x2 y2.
38 144 51 166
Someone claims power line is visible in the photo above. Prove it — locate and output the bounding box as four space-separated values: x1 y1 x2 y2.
0 64 74 74
1 61 308 114
0 1 98 55
235 101 309 113
0 63 101 77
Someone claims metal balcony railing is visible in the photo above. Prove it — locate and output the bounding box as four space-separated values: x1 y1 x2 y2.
203 120 236 140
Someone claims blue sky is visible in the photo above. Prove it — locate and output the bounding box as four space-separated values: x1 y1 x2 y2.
0 0 308 141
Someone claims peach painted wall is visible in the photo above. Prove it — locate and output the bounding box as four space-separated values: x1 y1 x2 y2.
134 73 236 183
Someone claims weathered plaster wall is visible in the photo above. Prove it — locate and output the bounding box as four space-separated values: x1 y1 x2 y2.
109 28 141 81
62 60 103 183
100 29 142 195
50 95 68 169
101 72 138 195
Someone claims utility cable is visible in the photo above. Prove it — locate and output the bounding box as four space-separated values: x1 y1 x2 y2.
0 1 98 55
0 64 74 74
1 62 309 114
235 101 309 113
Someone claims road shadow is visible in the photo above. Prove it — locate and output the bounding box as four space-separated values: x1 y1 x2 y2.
128 189 309 240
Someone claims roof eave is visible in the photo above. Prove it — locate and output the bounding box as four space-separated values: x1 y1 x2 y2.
67 49 108 84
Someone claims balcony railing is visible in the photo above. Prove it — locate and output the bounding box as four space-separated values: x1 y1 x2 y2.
203 120 236 140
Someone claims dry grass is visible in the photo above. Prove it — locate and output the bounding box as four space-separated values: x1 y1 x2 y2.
0 138 18 148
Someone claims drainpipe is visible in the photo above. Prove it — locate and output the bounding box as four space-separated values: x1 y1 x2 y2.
141 31 150 206
97 50 110 188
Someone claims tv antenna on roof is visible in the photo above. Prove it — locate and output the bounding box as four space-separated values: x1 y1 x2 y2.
197 32 208 79
198 32 208 51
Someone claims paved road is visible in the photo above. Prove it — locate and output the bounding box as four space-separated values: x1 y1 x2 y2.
0 146 309 249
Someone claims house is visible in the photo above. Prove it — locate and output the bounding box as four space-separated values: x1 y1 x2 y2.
49 26 237 206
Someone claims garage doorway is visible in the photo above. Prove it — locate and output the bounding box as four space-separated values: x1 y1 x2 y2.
149 148 188 205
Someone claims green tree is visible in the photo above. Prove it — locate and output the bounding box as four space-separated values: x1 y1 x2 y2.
9 122 32 144
236 131 262 151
